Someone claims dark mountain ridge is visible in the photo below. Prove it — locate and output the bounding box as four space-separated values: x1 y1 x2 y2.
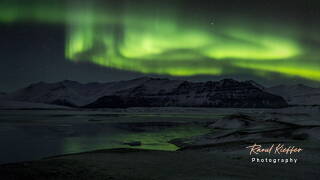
2 77 288 108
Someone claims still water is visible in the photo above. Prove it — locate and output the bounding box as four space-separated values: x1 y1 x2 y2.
0 109 219 164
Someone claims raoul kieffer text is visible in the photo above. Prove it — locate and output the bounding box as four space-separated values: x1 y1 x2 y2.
246 143 303 155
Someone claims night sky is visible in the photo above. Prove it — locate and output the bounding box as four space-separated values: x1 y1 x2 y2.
0 0 319 92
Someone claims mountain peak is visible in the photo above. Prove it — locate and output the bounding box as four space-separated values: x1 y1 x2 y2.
220 78 237 82
25 81 47 89
58 80 82 87
61 80 80 83
245 80 265 90
131 77 170 81
294 84 314 90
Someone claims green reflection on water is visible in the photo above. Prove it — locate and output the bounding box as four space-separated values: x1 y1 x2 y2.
62 125 210 153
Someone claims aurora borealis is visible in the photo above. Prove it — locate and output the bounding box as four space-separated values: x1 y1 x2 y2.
0 0 319 82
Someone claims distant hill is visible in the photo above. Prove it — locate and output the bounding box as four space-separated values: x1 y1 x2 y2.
0 100 70 110
2 77 288 108
267 84 320 105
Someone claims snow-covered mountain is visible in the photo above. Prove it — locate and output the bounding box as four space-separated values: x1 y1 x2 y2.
3 77 181 107
267 84 320 105
86 78 287 108
3 77 288 108
4 80 93 107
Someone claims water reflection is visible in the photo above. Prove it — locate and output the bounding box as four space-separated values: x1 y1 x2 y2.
0 110 213 164
62 125 209 153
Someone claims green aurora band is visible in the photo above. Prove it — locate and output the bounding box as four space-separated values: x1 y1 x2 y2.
0 0 319 81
